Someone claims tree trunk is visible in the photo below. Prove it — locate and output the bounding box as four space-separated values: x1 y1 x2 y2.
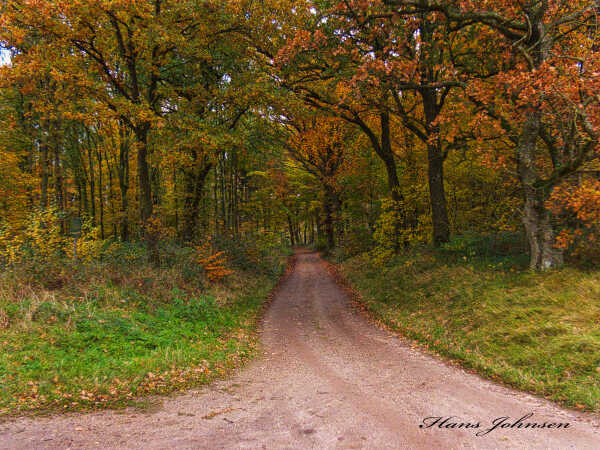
182 154 213 243
522 192 564 270
87 144 96 226
118 127 130 242
96 148 105 239
40 138 49 208
518 112 563 270
135 124 153 223
427 142 450 246
134 124 159 265
422 89 451 247
380 111 406 252
323 191 335 251
287 214 296 247
53 143 66 234
105 150 118 238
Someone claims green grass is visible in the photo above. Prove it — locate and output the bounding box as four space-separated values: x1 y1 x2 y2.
340 249 600 411
0 259 286 416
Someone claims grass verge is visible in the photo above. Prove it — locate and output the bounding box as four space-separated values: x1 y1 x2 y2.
0 249 290 416
339 249 600 411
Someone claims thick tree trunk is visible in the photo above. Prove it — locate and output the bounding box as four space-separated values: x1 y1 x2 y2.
427 143 450 247
522 192 564 270
422 90 451 247
518 112 564 270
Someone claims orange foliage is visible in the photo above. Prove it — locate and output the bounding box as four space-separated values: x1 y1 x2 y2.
549 178 600 254
196 241 234 283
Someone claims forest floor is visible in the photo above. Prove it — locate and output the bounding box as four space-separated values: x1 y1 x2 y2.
1 250 599 449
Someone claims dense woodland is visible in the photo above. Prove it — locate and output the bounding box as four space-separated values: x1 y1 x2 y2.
0 0 599 271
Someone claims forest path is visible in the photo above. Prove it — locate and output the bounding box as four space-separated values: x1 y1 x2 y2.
2 250 599 449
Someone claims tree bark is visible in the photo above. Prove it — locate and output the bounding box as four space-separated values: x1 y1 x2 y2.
422 89 451 247
87 144 96 226
135 124 153 223
517 10 563 270
40 138 49 209
118 126 130 241
287 214 296 247
323 190 335 251
427 142 450 246
53 141 66 234
380 111 406 252
135 124 158 265
182 153 213 243
96 148 105 239
105 149 118 238
518 112 564 270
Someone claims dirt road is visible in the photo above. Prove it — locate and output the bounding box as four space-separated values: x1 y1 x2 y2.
2 251 599 449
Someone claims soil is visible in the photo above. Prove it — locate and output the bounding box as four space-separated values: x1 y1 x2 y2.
2 250 599 449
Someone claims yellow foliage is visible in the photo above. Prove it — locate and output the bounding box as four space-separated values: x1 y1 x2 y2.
0 207 68 265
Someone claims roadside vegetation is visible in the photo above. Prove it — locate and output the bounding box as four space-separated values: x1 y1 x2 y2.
339 234 600 411
0 237 290 416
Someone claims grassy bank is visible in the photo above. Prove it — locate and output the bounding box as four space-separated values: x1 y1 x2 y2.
340 248 600 411
0 242 289 416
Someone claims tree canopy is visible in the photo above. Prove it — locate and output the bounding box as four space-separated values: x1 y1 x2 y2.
0 0 598 270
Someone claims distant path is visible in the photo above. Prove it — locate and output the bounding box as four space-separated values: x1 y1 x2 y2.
2 250 599 449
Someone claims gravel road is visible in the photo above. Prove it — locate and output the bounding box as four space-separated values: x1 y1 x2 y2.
2 250 599 449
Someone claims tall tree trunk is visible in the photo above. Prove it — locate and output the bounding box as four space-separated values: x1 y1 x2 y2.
135 124 159 265
53 140 66 234
76 176 83 217
287 214 296 247
173 167 179 235
105 150 118 238
213 165 219 237
323 193 335 251
380 111 406 252
426 142 450 246
96 148 105 239
182 153 213 243
518 112 564 270
135 124 153 223
87 144 96 226
118 126 130 241
303 221 307 245
40 138 49 209
220 157 227 234
517 11 563 270
422 90 450 247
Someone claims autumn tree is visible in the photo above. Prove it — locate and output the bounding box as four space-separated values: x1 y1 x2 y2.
384 0 600 269
285 116 353 250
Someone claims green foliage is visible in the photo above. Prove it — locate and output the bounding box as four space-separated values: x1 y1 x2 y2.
0 245 288 415
440 232 529 267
